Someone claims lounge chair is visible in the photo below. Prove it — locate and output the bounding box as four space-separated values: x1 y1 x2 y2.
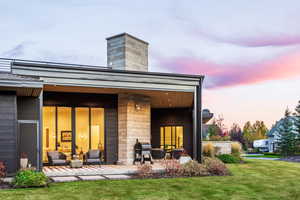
47 151 68 166
84 150 102 165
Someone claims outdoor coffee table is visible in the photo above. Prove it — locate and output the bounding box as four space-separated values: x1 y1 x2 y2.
70 159 83 168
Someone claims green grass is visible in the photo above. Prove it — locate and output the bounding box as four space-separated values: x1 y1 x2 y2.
244 154 282 158
1 160 300 200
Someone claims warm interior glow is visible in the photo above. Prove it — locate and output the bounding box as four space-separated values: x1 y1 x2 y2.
160 126 184 151
42 106 56 162
75 108 89 155
91 108 105 151
57 107 72 159
42 106 105 163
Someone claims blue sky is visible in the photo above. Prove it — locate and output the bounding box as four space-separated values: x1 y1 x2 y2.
1 0 300 129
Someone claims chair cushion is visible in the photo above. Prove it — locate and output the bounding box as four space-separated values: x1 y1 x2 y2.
48 151 60 160
86 158 100 163
52 160 66 165
88 150 100 159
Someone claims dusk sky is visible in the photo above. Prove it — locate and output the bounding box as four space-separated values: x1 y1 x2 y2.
1 0 300 129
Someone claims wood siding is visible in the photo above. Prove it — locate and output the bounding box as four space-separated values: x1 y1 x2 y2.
151 108 194 156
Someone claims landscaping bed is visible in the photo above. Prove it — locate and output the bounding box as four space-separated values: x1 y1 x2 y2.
1 160 300 200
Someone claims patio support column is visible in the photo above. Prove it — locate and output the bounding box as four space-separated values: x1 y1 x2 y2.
38 90 43 171
118 93 151 165
193 79 203 163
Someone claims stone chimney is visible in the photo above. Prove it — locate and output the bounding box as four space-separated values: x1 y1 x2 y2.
106 33 148 71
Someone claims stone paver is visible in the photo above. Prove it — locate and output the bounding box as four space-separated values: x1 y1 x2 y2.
104 174 131 180
78 175 106 181
3 177 13 183
51 176 79 182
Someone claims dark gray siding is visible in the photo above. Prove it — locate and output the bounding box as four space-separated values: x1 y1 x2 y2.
151 108 193 156
17 97 40 120
17 97 40 168
0 93 17 174
105 108 118 164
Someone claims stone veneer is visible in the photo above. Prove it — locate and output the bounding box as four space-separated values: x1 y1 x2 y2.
118 93 151 164
107 33 149 72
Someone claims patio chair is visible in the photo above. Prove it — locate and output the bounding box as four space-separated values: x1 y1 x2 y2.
84 150 102 165
171 148 185 159
47 151 68 166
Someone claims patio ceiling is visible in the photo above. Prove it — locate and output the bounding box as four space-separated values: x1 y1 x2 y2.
44 85 193 108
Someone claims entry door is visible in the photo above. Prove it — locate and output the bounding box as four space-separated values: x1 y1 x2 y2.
18 122 39 168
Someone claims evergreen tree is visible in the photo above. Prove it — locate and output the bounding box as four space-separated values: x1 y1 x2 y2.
294 100 300 135
277 108 299 156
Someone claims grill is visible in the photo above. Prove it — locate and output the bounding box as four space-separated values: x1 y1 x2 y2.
133 139 153 164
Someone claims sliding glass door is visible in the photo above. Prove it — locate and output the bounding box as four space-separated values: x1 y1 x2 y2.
42 106 105 163
160 126 183 151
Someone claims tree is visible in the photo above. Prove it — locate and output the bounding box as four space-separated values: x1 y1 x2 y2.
277 108 299 156
294 100 300 135
229 123 246 149
243 121 255 148
207 115 224 138
253 121 268 139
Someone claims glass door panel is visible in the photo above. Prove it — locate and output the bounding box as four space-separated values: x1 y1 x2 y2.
42 106 56 162
160 126 184 150
75 108 89 155
91 108 105 151
176 126 183 148
57 107 72 160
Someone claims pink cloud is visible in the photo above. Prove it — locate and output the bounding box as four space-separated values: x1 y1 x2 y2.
159 51 300 89
194 29 300 47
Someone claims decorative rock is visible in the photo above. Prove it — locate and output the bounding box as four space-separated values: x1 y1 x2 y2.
179 156 192 164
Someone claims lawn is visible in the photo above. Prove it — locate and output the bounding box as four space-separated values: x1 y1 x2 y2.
244 154 282 158
1 160 300 200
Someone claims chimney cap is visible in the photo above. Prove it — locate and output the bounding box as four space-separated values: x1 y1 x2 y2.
106 32 149 45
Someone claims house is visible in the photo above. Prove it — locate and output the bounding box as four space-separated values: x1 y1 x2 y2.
266 116 298 152
0 33 207 174
253 116 299 152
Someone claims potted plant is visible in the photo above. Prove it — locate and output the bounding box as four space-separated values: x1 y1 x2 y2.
20 152 28 169
179 150 192 164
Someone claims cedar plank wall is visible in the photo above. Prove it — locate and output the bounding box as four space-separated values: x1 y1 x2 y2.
0 92 17 174
151 108 193 156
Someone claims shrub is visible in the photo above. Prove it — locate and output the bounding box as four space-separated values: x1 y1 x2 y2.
217 154 240 163
204 157 231 176
0 161 6 183
162 159 183 177
136 164 153 178
182 160 210 176
231 143 242 157
12 169 49 188
203 143 215 157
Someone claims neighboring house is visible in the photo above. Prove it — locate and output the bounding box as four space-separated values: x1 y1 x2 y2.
0 33 206 174
253 139 269 152
254 116 298 152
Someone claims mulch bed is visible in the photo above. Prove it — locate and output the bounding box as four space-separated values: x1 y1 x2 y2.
279 156 300 163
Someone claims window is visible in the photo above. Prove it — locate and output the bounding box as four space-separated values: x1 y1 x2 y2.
160 126 183 151
42 106 105 163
